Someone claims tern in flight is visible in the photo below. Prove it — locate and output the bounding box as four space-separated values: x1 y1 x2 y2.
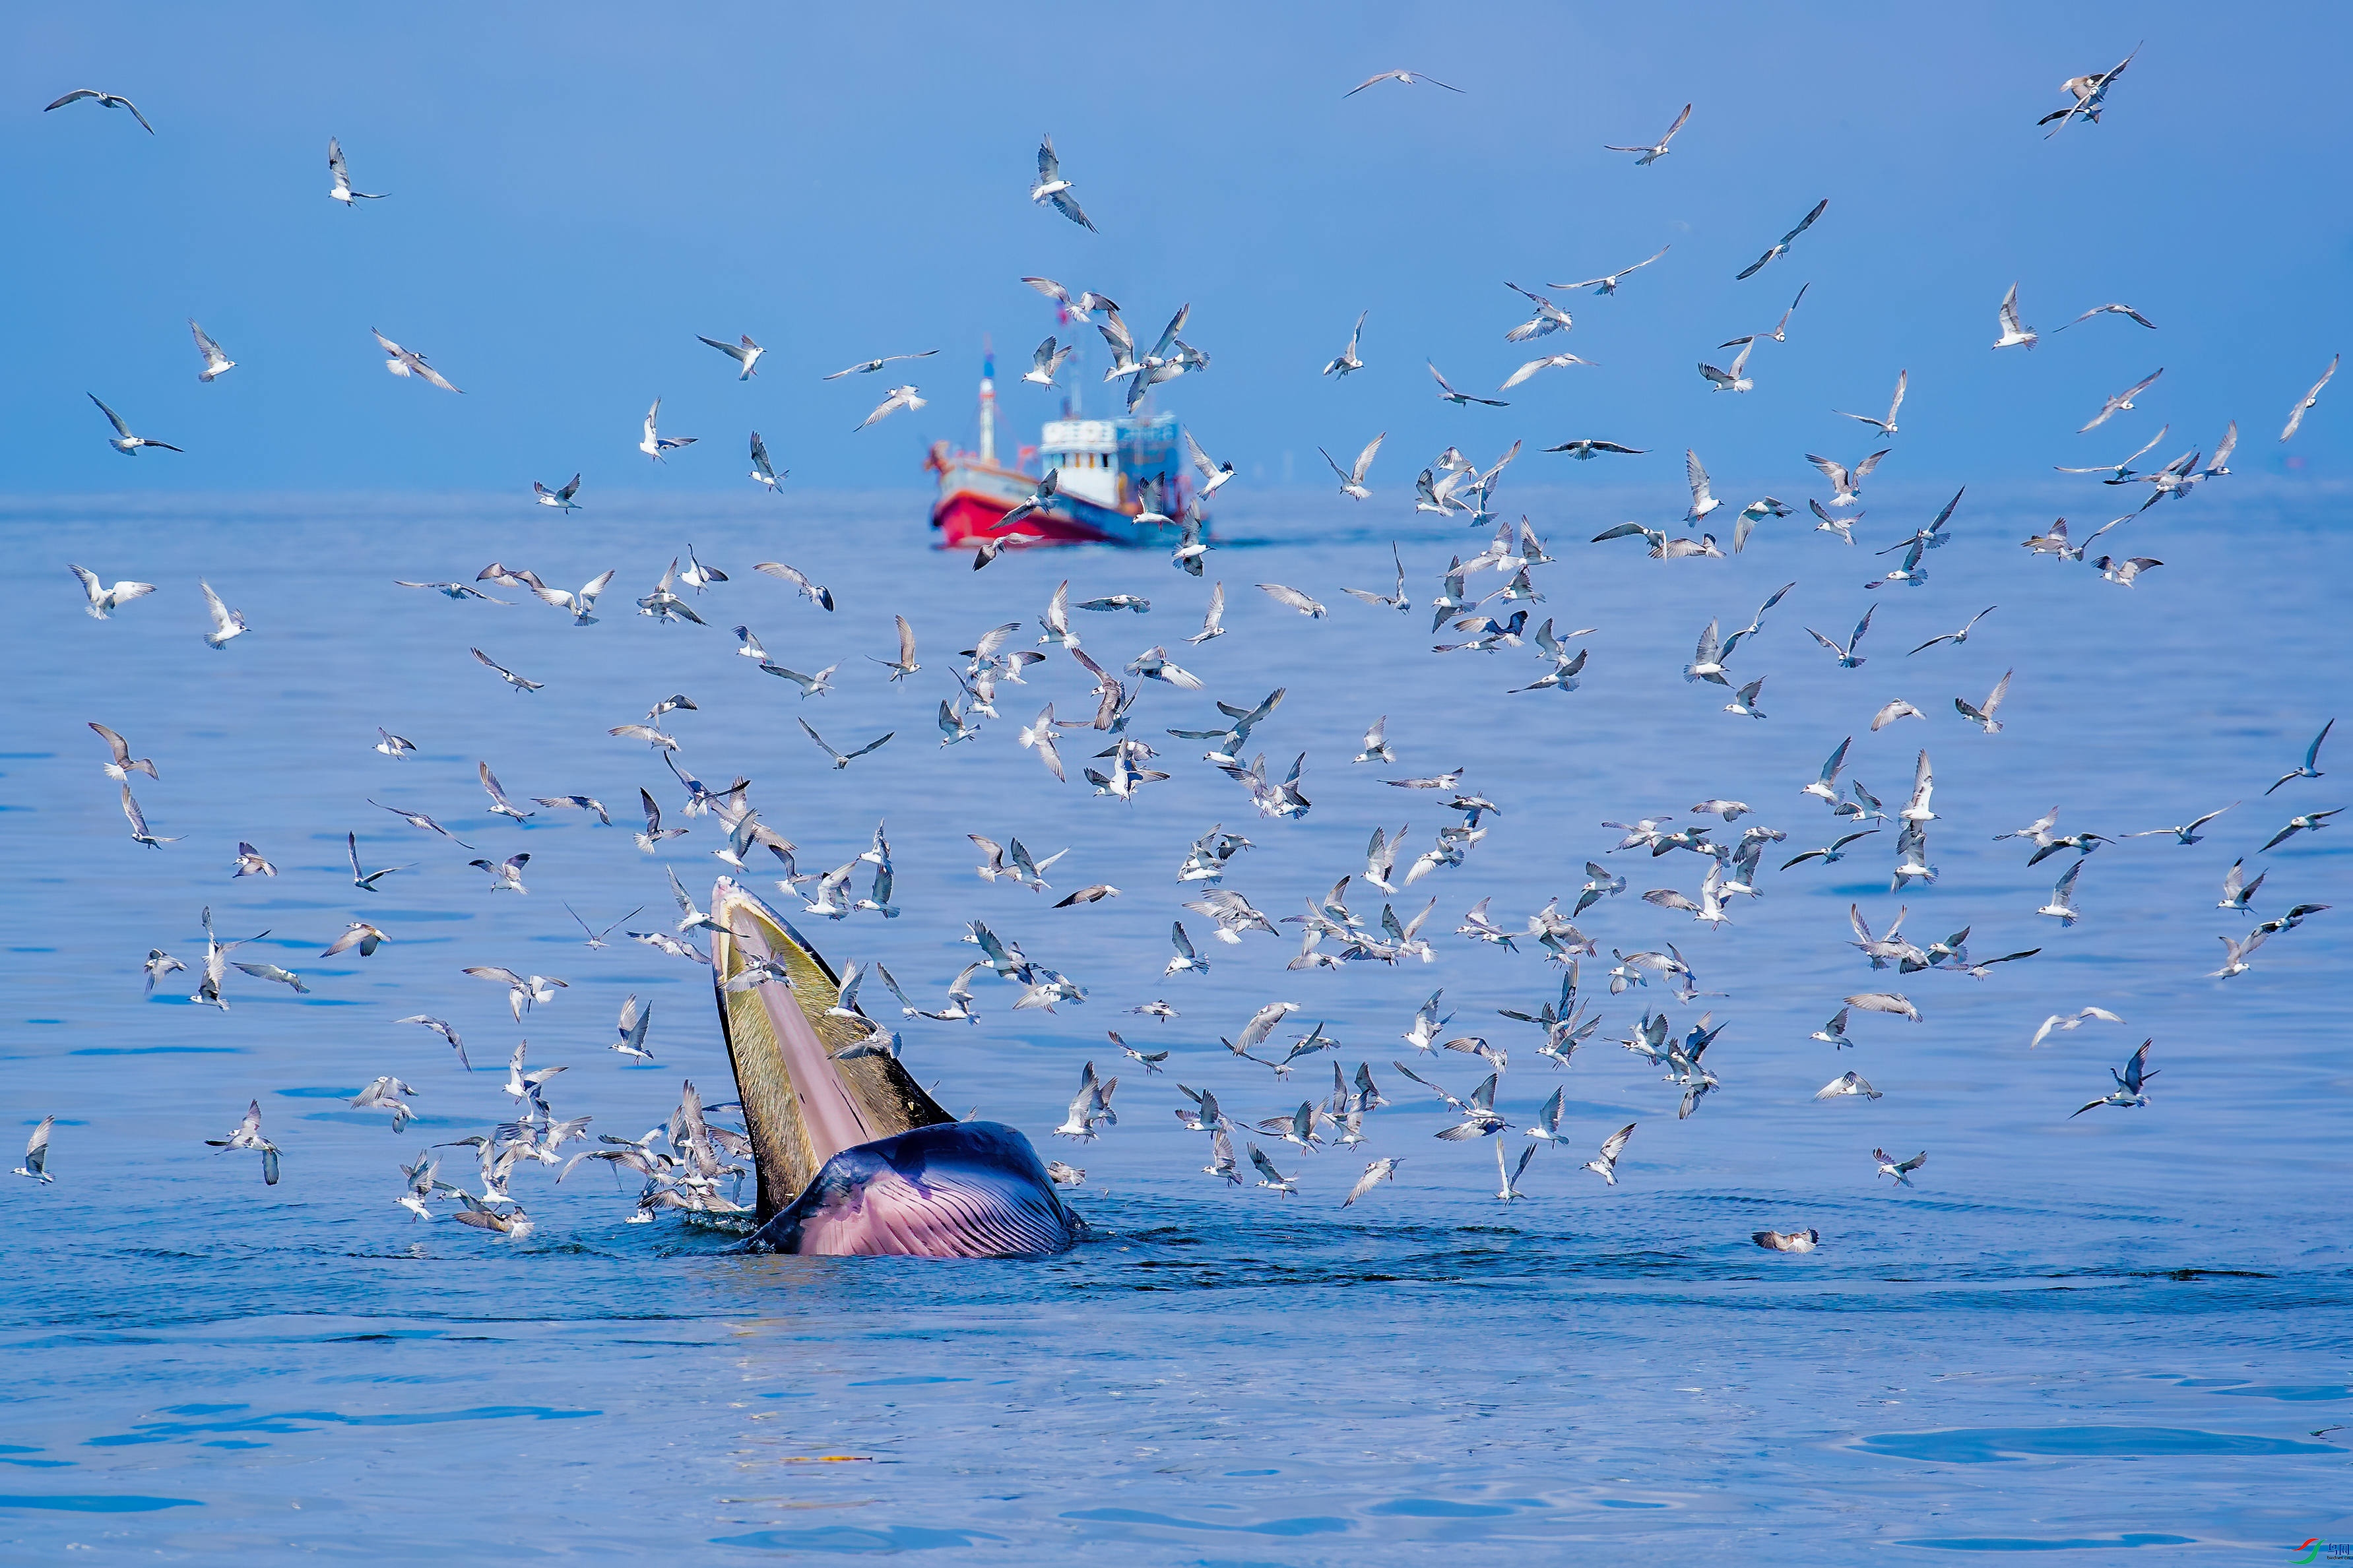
2122 804 2236 845
89 394 180 455
69 565 156 619
823 350 938 380
1909 606 1996 655
695 333 764 379
1808 449 1887 508
1322 311 1368 377
639 398 696 460
1545 439 1646 460
46 88 154 133
1584 1123 1636 1184
1023 336 1072 387
200 581 247 649
2055 302 2156 332
1992 283 2038 350
2281 356 2338 443
1345 69 1463 97
748 432 786 491
1698 341 1754 393
187 320 235 381
854 385 926 430
2071 1042 2156 1117
1429 363 1507 407
372 330 461 392
327 137 385 203
1186 431 1235 499
1836 371 1907 436
1736 198 1826 280
2029 1006 2124 1050
1873 1148 1927 1185
1954 671 2013 734
2080 369 2163 433
1321 433 1383 500
2040 43 2140 136
533 474 582 511
1500 352 1594 391
1031 134 1095 230
1604 104 1689 164
2265 719 2333 794
1551 245 1670 295
13 1116 55 1183
799 718 893 770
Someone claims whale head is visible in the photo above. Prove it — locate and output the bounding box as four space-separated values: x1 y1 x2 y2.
707 879 1082 1256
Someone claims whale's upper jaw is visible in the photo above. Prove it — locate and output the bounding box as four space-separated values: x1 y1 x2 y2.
738 1121 1086 1257
707 879 956 1222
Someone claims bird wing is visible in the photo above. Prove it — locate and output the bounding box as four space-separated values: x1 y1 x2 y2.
1183 430 1219 481
796 717 842 761
2119 367 2165 404
89 720 135 765
1999 284 2026 335
2282 355 2340 442
1021 274 1071 309
1782 198 1829 244
88 394 133 438
1692 618 1721 664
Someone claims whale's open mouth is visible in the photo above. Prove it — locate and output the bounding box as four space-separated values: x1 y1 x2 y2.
707 879 1082 1256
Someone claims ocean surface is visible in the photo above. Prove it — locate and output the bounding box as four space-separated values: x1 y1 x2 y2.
5 482 2350 1562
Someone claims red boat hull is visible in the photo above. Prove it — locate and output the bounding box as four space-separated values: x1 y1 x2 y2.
932 489 1127 548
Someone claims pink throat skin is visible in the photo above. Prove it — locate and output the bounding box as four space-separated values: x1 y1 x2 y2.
730 917 877 1166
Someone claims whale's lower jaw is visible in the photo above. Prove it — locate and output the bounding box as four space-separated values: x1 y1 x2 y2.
735 1121 1085 1258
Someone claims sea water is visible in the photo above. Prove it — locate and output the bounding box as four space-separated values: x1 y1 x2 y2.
3 483 2348 1561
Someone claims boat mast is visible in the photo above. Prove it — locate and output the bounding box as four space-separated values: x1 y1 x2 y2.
978 345 996 464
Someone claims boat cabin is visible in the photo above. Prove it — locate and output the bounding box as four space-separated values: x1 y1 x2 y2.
1039 412 1181 510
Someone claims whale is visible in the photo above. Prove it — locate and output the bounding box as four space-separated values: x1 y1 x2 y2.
707 878 1085 1257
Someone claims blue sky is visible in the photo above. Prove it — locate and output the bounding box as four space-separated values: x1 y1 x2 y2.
7 2 2348 501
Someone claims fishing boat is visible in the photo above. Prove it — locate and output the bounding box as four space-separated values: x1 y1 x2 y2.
926 352 1196 550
